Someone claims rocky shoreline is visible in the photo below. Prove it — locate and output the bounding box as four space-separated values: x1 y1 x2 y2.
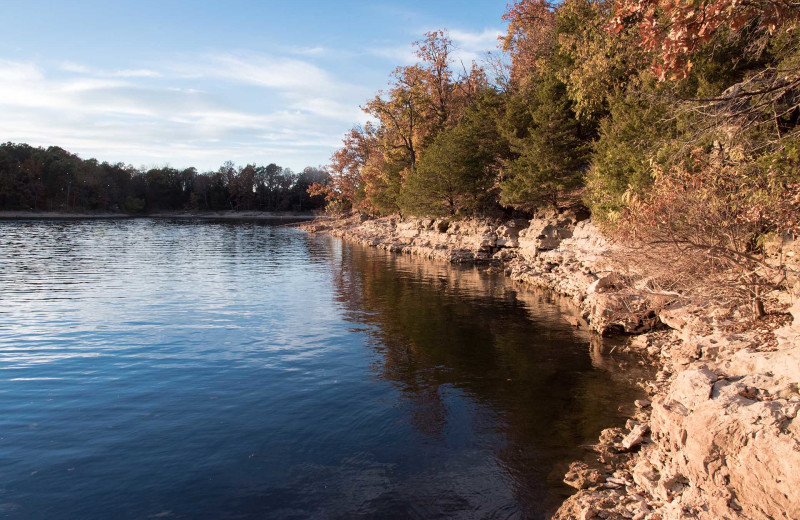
301 213 800 520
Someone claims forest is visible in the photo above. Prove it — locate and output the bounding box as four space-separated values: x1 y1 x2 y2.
0 142 330 213
311 0 800 305
316 1 798 239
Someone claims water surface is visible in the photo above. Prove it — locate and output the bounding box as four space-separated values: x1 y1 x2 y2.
0 219 644 519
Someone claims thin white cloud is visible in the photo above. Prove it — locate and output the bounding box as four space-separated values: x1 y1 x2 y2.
168 51 371 114
369 27 503 68
59 61 161 79
113 69 162 78
0 59 44 82
59 61 91 74
61 78 131 92
286 45 329 57
0 56 366 170
449 28 503 52
369 45 418 65
203 52 333 91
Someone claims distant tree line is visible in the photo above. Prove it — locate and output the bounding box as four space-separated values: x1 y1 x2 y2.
0 142 330 213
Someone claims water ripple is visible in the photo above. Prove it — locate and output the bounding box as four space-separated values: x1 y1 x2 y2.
0 219 646 520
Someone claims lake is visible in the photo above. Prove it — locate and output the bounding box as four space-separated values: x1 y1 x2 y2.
0 219 645 519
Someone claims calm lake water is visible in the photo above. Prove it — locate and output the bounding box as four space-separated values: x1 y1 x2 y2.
0 219 645 520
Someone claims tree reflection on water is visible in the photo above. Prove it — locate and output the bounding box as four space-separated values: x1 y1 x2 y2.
319 236 651 516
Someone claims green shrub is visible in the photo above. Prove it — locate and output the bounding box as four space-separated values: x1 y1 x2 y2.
584 84 676 222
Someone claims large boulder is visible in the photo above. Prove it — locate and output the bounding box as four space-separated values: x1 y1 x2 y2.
518 217 576 258
585 290 664 334
644 366 800 520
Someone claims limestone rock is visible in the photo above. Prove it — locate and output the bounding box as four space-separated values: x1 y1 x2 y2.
621 423 649 451
586 273 625 295
564 462 604 490
585 291 663 334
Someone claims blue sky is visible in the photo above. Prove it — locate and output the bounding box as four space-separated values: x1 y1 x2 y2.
0 0 508 171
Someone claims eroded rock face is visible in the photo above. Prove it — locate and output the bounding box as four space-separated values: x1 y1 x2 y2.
517 214 584 260
638 314 800 520
564 462 604 490
585 291 663 334
303 213 667 334
555 301 800 520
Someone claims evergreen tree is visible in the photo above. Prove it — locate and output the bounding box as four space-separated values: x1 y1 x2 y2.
499 76 588 211
402 92 506 217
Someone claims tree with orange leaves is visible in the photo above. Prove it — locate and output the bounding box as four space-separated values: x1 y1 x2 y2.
308 123 378 214
500 0 557 88
607 0 800 80
316 30 488 215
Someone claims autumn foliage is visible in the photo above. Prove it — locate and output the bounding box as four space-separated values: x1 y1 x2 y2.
314 0 800 306
309 31 488 215
500 0 557 87
608 0 800 79
617 146 800 303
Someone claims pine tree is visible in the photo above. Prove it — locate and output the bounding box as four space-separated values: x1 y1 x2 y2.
499 76 588 211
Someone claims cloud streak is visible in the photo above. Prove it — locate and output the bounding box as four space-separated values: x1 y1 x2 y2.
0 53 370 170
0 26 502 171
368 27 503 68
